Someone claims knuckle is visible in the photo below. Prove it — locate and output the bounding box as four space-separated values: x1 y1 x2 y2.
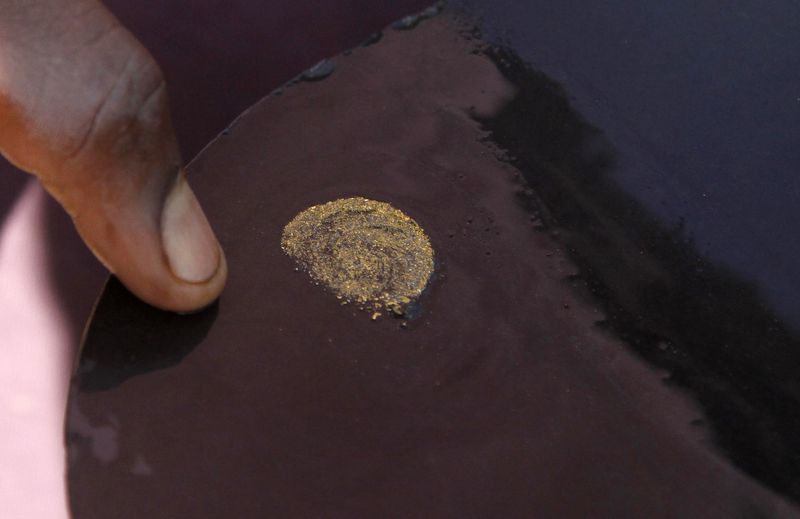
68 45 171 163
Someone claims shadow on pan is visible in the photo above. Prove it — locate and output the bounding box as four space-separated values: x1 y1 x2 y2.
76 277 218 392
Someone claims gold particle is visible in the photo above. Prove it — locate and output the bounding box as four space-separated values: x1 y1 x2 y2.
281 197 434 315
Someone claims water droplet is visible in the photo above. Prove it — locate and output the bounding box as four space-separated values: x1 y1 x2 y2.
392 15 420 30
362 32 383 47
419 3 444 19
301 59 336 81
391 1 444 31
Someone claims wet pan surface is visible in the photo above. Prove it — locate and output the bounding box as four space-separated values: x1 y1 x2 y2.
66 9 799 518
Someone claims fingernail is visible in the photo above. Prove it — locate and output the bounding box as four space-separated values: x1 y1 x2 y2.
161 176 221 283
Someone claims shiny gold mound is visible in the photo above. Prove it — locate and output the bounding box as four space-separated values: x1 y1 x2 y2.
281 197 434 315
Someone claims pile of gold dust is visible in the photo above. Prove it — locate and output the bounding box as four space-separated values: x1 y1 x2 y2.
281 197 434 317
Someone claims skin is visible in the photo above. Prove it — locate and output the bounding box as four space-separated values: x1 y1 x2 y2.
0 0 227 312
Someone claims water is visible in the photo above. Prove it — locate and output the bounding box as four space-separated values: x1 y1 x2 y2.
301 58 336 81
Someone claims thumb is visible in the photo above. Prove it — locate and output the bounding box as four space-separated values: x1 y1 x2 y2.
71 166 228 314
0 0 226 312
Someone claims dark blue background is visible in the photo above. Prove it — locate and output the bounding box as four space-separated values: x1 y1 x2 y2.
460 0 800 327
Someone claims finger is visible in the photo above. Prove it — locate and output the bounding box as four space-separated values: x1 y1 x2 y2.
0 0 226 312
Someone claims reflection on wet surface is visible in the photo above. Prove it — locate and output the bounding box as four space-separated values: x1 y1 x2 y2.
454 0 800 502
476 45 800 503
67 3 800 518
454 0 800 328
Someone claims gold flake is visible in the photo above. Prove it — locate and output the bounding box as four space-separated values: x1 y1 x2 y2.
281 197 434 315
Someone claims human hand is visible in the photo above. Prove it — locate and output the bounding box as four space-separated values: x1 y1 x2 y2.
0 0 227 312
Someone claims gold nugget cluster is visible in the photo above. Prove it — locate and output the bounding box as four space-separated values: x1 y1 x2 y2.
281 197 434 316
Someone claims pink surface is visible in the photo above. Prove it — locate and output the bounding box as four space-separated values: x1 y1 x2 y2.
0 182 71 518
